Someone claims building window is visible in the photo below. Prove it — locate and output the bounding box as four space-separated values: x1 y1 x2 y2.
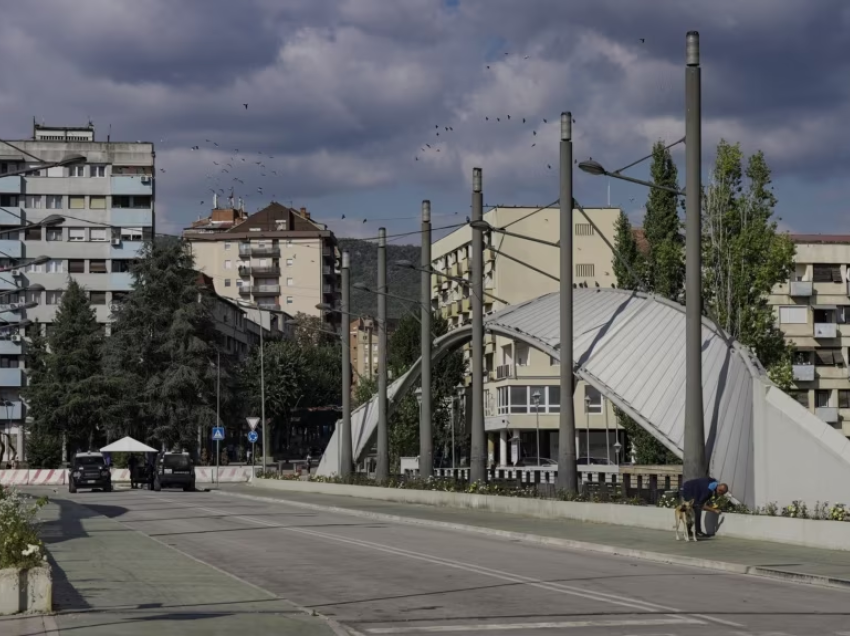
576 264 595 278
813 264 842 283
89 291 107 305
584 385 603 414
25 196 42 208
515 342 530 366
778 306 808 324
68 259 85 274
46 291 64 305
90 196 106 209
46 195 63 209
0 195 18 207
840 390 850 410
69 196 85 209
113 195 151 208
286 258 294 267
46 228 62 241
69 165 86 177
224 242 231 250
68 228 86 242
46 259 63 273
89 260 107 274
120 227 143 241
90 228 108 242
815 349 845 366
224 279 231 287
25 261 43 273
286 296 294 304
90 165 106 178
789 391 809 408
112 260 132 273
816 389 832 408
575 223 594 236
24 227 41 241
224 260 232 270
287 278 294 286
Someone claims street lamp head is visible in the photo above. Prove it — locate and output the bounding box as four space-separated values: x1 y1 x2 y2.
414 386 423 406
353 282 369 291
469 220 491 231
532 391 540 404
578 160 607 177
315 302 333 311
39 214 65 227
57 154 86 167
28 255 50 266
25 284 45 293
394 260 414 269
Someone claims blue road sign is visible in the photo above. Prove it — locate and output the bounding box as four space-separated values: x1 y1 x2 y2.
212 426 225 441
247 431 259 444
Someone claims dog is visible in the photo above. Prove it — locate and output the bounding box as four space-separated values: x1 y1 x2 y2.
674 498 697 542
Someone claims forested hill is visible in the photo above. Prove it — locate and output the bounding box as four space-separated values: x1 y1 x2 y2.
338 238 421 320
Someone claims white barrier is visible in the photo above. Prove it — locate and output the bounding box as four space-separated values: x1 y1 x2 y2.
0 466 253 486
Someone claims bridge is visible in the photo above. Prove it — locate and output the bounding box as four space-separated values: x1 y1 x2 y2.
318 287 850 508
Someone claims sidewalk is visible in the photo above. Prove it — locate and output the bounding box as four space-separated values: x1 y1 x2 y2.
1 492 342 636
225 484 850 589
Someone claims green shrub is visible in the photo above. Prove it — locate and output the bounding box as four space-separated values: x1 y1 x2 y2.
0 486 48 570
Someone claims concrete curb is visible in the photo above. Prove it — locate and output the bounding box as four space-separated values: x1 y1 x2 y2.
217 488 850 593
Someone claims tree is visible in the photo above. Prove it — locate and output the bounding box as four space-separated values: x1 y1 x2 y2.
47 280 114 452
612 211 642 289
385 313 465 471
642 140 684 300
702 141 795 389
104 242 225 451
20 326 61 468
289 312 335 348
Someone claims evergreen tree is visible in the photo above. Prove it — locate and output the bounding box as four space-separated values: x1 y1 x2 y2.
46 280 113 451
104 242 226 450
21 325 61 468
702 141 795 388
642 140 684 300
612 211 642 289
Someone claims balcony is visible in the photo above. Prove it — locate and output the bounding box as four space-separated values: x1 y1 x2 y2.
0 400 22 420
789 281 813 297
496 364 513 380
792 364 815 382
251 284 280 296
816 406 839 424
0 176 22 194
0 239 22 259
323 265 334 276
240 245 280 258
110 175 153 196
814 323 837 338
0 368 23 387
252 266 280 276
322 246 334 260
237 266 252 277
460 298 471 313
238 285 251 296
0 338 21 355
323 283 334 295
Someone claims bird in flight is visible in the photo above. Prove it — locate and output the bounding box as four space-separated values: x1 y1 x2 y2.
243 104 249 109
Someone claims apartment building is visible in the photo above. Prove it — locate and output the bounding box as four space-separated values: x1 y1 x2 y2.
431 206 623 467
0 123 155 464
349 315 398 391
769 234 850 438
183 200 340 328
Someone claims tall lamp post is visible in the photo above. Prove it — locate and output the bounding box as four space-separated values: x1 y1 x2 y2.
470 168 485 483
419 201 433 478
532 390 541 466
340 250 353 478
578 32 705 481
375 227 389 481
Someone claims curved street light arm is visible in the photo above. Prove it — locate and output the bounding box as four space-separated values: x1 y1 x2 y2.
612 136 685 175
394 262 508 305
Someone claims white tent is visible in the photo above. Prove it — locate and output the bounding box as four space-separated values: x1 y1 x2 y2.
100 436 158 454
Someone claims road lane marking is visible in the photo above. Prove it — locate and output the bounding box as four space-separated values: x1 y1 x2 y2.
364 617 700 633
189 504 729 627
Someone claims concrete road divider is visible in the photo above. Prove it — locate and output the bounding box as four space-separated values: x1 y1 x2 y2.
0 466 253 486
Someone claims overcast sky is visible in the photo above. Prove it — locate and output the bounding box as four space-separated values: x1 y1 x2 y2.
1 0 848 241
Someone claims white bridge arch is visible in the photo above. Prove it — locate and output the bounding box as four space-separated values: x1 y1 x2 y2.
318 288 850 509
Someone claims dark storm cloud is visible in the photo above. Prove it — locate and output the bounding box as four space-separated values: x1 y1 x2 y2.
2 0 850 233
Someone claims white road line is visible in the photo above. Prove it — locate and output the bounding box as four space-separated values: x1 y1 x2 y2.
189 504 739 628
364 617 699 633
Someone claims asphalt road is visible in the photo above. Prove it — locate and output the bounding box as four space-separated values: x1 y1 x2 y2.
42 486 850 636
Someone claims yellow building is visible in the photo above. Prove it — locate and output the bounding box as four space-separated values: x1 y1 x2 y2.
183 201 340 328
769 234 850 437
431 206 624 466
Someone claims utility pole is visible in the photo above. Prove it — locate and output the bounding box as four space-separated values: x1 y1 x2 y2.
340 249 353 478
375 227 389 480
420 201 433 478
684 31 706 481
216 348 220 485
260 316 266 472
558 112 578 493
470 168 485 482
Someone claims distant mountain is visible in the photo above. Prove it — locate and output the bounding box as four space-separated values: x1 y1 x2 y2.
338 238 422 320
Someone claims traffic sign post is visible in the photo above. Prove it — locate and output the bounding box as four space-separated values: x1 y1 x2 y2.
212 427 225 485
247 418 260 476
247 430 258 473
247 417 260 431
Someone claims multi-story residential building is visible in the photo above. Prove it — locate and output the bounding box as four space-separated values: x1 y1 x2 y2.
769 234 850 438
0 123 155 464
183 200 340 328
349 315 398 391
431 206 624 467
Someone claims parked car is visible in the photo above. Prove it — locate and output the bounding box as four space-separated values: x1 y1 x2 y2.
69 452 112 493
152 451 196 492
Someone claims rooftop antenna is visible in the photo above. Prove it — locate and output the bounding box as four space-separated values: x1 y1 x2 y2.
212 192 218 209
107 123 112 143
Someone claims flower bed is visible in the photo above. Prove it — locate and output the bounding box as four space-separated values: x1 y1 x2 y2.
656 490 850 522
